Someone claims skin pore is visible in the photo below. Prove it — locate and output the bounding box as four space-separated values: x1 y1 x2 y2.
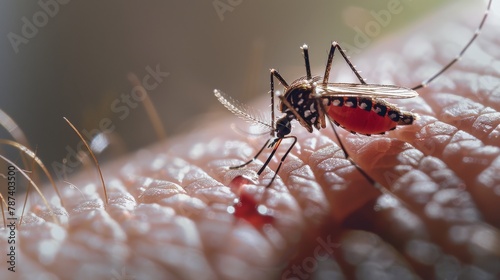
1 3 499 280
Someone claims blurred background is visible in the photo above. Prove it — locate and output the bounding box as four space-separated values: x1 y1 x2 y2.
0 0 460 179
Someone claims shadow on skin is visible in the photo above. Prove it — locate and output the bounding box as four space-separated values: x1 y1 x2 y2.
1 2 499 279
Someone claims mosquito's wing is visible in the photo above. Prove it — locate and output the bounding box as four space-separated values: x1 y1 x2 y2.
317 83 418 99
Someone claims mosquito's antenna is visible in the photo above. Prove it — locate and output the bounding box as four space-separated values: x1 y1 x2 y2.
230 123 272 137
214 89 272 130
301 45 313 80
412 0 492 90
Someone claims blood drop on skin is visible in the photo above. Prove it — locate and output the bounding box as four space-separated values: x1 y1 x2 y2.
227 176 274 228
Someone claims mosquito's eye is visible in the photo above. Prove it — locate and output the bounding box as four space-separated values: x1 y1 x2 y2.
276 117 291 138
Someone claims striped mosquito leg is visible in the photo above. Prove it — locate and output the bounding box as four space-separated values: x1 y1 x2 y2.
412 0 492 90
301 44 312 80
321 103 406 200
270 69 289 134
322 42 335 84
322 42 367 85
258 136 297 188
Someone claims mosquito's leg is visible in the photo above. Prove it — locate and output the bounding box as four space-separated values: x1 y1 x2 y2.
301 45 313 80
257 138 282 175
328 120 376 186
230 138 271 169
322 42 367 85
270 69 289 134
322 42 335 84
320 103 400 199
258 136 297 188
266 136 297 187
270 69 289 88
328 116 397 197
412 0 492 90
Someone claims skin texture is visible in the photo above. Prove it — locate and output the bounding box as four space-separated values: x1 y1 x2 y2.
1 3 499 280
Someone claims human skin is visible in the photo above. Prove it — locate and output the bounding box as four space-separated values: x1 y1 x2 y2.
1 3 499 280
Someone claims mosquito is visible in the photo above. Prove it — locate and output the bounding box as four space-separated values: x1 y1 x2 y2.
214 0 492 190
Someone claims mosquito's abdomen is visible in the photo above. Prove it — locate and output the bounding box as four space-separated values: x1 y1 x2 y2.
326 97 416 135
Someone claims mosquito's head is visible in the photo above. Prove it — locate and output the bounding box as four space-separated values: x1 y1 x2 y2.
275 115 292 138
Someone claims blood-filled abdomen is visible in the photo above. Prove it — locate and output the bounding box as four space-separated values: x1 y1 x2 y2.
326 97 416 135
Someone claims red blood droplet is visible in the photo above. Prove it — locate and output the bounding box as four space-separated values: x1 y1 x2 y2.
233 192 274 228
228 176 274 228
228 175 253 195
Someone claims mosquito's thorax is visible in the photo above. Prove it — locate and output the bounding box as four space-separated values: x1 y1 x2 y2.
279 76 326 132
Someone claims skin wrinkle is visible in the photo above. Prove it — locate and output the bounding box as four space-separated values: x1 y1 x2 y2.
0 2 498 280
454 74 500 111
424 92 500 145
337 230 416 279
394 116 500 226
308 140 381 224
420 76 500 138
347 135 484 222
341 170 496 278
278 161 330 227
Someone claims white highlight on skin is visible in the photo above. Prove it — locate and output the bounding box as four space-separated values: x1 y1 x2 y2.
405 240 441 266
471 228 500 254
90 133 110 154
257 204 268 215
374 193 399 210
